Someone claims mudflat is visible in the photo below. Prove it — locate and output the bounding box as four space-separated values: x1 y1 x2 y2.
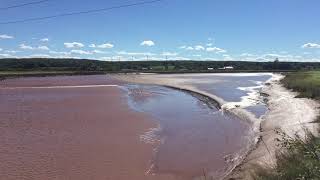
0 75 176 180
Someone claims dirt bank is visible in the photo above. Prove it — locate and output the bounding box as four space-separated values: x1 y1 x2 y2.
228 74 319 179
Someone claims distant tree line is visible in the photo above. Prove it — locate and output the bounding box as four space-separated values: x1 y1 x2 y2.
0 58 319 72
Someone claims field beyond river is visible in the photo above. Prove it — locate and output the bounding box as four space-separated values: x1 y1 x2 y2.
1 73 305 180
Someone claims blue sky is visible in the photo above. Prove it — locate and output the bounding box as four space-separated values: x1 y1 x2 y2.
0 0 320 61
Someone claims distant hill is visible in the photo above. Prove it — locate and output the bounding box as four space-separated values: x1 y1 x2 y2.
1 58 319 72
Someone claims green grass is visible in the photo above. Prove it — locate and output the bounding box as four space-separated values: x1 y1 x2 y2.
254 129 320 180
254 71 320 180
281 71 320 99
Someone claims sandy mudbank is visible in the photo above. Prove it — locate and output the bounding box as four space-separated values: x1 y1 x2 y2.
115 73 319 179
228 74 319 179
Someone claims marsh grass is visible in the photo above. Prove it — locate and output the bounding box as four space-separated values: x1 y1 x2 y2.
281 71 320 99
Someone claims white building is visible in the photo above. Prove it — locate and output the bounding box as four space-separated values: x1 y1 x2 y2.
218 66 234 70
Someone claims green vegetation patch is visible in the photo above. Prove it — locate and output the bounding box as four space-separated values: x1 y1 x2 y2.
254 129 320 180
1 58 320 73
281 71 320 99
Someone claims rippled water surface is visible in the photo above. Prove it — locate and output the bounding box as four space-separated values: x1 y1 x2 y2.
124 73 273 179
124 85 252 179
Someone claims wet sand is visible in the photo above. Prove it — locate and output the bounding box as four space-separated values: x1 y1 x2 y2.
228 74 320 179
0 75 176 180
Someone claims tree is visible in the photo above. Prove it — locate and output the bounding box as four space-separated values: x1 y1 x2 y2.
273 58 280 69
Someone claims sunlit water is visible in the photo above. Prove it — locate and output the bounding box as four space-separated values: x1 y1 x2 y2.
123 85 252 179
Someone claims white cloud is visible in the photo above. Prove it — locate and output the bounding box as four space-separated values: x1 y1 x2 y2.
49 51 70 55
0 34 14 39
117 51 155 56
179 46 194 50
263 54 285 59
236 52 316 62
175 56 191 60
240 53 255 57
19 44 49 51
181 45 208 51
38 46 50 50
302 43 320 49
223 54 233 60
64 42 84 48
40 38 49 42
70 50 92 55
97 43 114 49
194 45 205 51
51 49 106 56
250 53 307 62
206 43 213 47
193 54 202 57
92 50 108 54
206 47 227 53
162 52 178 56
141 40 155 46
19 44 34 50
5 50 19 54
0 53 13 58
0 48 2 51
89 43 114 49
29 54 52 58
100 56 123 61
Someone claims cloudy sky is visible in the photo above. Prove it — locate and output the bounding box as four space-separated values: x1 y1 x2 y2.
0 0 319 61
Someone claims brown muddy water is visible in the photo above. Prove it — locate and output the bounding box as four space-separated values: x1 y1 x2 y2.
124 85 252 179
0 74 272 180
0 75 176 180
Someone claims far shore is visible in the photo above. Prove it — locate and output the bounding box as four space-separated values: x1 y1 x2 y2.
0 70 297 80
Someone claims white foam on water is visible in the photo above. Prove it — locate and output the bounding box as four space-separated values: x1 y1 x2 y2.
220 72 281 112
222 81 265 110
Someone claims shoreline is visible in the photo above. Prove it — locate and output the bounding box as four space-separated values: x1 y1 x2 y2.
113 74 267 179
121 82 253 180
228 74 320 179
114 73 320 179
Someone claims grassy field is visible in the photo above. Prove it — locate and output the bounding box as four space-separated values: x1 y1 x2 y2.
254 71 320 180
281 71 320 99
